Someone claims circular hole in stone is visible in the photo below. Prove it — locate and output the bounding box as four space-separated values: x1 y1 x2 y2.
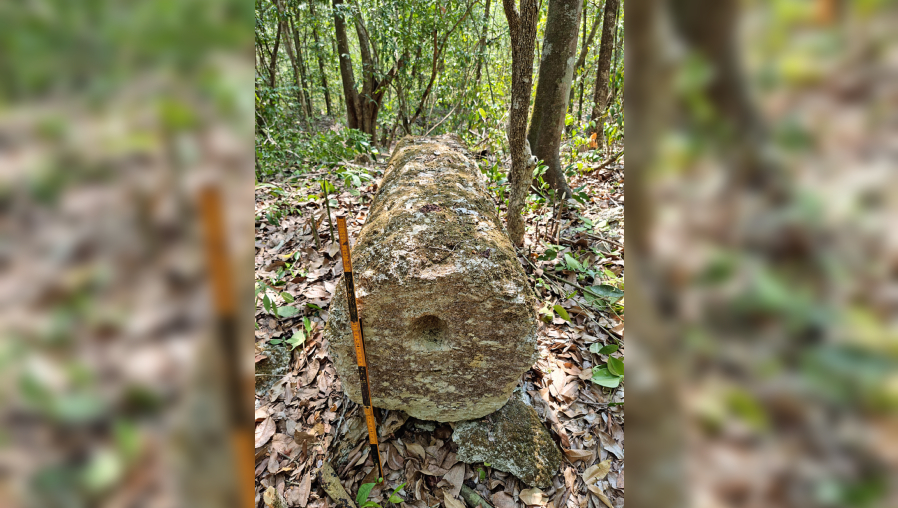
410 315 448 351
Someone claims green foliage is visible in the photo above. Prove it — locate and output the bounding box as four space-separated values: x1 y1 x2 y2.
356 480 406 508
588 342 624 388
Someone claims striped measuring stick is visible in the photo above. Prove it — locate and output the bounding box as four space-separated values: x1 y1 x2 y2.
335 214 385 482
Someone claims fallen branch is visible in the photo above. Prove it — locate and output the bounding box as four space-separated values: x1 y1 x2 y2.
460 485 494 508
424 103 460 136
318 461 356 508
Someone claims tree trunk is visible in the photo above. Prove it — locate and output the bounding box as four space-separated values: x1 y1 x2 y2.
569 1 601 111
309 0 334 116
502 0 540 246
269 20 282 90
294 21 315 116
332 0 361 129
474 0 492 87
527 0 581 199
589 0 619 135
279 8 309 119
670 0 780 192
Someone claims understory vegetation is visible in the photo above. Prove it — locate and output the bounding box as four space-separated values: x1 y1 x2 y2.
255 0 625 507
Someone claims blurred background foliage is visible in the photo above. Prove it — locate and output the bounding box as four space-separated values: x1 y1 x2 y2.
629 0 898 507
0 1 254 507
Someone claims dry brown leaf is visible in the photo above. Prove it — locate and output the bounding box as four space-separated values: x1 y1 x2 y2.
443 494 466 508
519 488 547 506
263 486 278 507
255 407 269 422
442 463 465 498
406 442 426 461
298 472 312 506
255 416 276 448
559 381 579 401
491 491 516 508
586 485 613 508
582 460 611 485
271 433 300 458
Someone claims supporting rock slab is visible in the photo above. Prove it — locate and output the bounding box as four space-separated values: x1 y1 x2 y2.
452 392 562 489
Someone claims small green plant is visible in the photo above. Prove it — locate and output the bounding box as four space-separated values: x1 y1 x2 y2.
356 480 406 508
588 344 624 388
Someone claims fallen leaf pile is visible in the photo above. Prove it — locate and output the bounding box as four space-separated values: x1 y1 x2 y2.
255 143 624 508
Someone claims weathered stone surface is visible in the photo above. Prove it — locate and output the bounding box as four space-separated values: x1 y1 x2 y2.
452 392 562 488
324 134 538 422
255 340 291 395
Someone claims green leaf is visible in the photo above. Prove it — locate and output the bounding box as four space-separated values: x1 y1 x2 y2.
286 330 305 351
387 482 406 504
478 108 487 121
280 292 294 303
607 356 625 376
360 502 381 508
356 483 376 506
269 339 282 345
591 367 622 388
586 284 624 301
553 305 570 321
564 253 583 271
262 295 272 314
277 306 299 318
304 316 313 335
589 343 619 355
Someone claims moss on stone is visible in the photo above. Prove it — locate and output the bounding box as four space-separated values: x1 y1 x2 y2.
324 135 539 422
452 394 562 489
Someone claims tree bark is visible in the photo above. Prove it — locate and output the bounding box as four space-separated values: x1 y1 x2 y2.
278 6 309 119
332 0 361 129
474 0 492 87
502 0 540 246
269 20 282 90
309 0 334 116
527 0 582 199
293 20 315 116
589 0 619 135
408 1 476 128
569 1 601 111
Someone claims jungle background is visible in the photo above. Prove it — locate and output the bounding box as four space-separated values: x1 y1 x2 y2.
254 0 627 507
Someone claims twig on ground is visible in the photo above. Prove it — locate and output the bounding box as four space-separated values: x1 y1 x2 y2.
582 232 624 250
460 485 494 508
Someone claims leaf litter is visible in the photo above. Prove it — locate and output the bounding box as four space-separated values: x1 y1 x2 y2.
255 147 624 508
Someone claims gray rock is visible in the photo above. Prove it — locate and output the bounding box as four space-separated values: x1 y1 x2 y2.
325 135 539 422
453 393 562 488
255 340 291 396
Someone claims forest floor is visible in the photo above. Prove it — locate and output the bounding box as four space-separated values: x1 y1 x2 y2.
254 139 625 508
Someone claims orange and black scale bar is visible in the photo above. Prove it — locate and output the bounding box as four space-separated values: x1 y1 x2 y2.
336 214 385 482
198 187 254 508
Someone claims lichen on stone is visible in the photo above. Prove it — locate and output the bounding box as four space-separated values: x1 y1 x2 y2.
452 391 562 488
324 135 539 422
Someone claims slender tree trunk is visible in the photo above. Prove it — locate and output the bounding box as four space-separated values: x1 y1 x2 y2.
278 6 309 119
309 0 333 116
294 21 315 116
589 0 619 135
670 0 780 191
527 0 581 198
474 0 492 86
269 21 282 89
332 0 361 129
569 0 601 111
502 0 540 246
